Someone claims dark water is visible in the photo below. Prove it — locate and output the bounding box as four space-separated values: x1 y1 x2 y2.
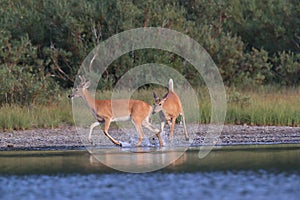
1 144 300 200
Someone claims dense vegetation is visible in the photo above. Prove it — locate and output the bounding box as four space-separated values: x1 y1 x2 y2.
1 0 300 105
0 0 300 129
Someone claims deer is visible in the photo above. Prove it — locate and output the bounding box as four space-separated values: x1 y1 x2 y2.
152 79 189 141
68 76 163 147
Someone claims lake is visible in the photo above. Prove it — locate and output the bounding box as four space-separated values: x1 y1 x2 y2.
1 144 300 199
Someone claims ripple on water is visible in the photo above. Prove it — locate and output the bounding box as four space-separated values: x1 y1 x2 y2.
1 170 300 200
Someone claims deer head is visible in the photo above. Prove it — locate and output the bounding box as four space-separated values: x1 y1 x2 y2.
68 75 91 99
152 91 167 114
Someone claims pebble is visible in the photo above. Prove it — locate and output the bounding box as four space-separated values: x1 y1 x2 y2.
0 125 300 150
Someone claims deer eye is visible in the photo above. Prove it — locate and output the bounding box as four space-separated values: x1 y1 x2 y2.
159 103 162 106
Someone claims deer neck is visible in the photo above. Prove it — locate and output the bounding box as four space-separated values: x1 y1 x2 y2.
81 89 97 112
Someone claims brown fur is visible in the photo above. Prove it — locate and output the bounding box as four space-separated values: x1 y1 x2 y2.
153 79 189 141
69 76 162 147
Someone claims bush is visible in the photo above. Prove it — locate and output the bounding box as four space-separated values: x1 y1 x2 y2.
1 0 300 98
0 32 60 105
271 51 300 86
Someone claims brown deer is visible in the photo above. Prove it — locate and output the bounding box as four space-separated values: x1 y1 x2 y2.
68 76 162 147
152 79 189 141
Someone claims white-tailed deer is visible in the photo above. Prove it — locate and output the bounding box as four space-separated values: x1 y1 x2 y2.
152 79 189 141
68 76 162 147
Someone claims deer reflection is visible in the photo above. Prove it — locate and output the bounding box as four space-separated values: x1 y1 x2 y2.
88 147 188 172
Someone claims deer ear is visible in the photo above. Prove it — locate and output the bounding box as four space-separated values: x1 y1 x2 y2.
153 91 159 100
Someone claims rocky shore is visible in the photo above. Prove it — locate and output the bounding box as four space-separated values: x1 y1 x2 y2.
1 125 300 151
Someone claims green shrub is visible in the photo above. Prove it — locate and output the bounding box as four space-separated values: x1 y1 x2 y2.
0 32 60 105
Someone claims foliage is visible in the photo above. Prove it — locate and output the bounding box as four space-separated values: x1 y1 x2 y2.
271 51 300 85
0 31 59 105
0 0 300 105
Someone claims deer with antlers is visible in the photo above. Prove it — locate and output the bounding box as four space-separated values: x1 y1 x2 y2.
152 79 189 141
68 76 163 147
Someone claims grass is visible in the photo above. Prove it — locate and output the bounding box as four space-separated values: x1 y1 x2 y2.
0 86 299 131
225 87 300 126
0 95 73 131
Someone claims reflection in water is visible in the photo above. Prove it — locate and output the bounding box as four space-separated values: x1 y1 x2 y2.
89 147 189 172
1 144 300 199
89 146 188 173
1 144 300 174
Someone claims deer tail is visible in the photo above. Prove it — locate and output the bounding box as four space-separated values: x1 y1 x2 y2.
169 79 174 92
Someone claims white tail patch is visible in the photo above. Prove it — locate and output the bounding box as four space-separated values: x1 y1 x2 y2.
169 79 174 92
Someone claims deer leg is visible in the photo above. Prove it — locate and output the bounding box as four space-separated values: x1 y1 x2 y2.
136 126 145 147
169 117 176 140
142 119 163 146
166 117 172 127
88 121 101 143
181 113 189 141
132 121 144 147
103 119 121 146
159 111 166 133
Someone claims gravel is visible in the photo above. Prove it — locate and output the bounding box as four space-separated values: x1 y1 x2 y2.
1 125 300 151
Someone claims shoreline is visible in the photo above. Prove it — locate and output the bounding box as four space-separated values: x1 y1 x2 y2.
1 125 300 151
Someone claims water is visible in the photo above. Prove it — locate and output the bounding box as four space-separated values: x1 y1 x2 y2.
1 144 300 200
1 171 299 200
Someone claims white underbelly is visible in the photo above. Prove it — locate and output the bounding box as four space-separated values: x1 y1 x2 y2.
111 116 131 122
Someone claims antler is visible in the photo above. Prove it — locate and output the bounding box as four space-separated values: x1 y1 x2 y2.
78 75 87 86
78 75 84 82
78 49 98 88
87 46 100 72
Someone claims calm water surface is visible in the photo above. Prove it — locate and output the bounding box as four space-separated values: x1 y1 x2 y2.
1 144 300 200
